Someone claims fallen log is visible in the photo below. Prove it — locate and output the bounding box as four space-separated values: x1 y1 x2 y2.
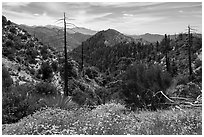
170 97 194 102
154 91 202 109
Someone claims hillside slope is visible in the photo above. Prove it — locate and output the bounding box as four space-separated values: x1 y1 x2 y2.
72 29 155 72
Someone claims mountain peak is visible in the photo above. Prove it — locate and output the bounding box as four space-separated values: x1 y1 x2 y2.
78 28 135 49
102 28 120 35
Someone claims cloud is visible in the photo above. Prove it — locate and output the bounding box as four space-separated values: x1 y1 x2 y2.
179 10 184 13
33 13 39 16
2 2 202 34
123 13 134 17
2 2 30 7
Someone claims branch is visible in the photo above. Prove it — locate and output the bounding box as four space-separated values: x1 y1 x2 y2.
55 18 64 23
154 91 174 103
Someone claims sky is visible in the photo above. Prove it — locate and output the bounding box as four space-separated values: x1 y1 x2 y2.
2 1 202 35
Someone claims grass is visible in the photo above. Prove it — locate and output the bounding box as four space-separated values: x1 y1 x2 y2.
2 103 202 135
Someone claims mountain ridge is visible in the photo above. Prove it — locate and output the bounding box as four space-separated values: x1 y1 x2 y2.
19 24 92 51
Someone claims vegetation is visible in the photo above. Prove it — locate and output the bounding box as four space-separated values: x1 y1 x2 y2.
121 62 172 110
2 103 202 135
2 83 37 124
2 15 202 135
35 82 59 96
39 61 53 80
2 65 13 88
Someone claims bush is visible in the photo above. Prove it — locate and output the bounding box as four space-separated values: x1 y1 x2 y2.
60 59 79 80
72 88 88 106
7 20 12 25
21 35 27 40
2 83 40 124
2 65 13 88
5 40 14 47
8 33 14 40
2 15 7 26
35 82 59 96
71 82 101 107
40 45 48 59
7 54 15 61
30 68 36 75
121 63 172 110
9 27 16 34
40 95 78 110
175 74 189 85
40 62 53 80
51 61 58 72
95 87 111 104
84 67 99 79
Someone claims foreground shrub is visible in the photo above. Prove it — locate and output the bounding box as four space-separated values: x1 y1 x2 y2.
38 95 78 111
2 84 40 124
2 81 61 124
121 63 172 110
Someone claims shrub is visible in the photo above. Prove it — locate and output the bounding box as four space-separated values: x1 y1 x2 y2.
8 33 14 40
2 65 13 88
121 63 172 110
40 45 48 59
175 74 189 85
35 82 59 96
59 59 79 80
39 95 78 110
21 35 27 40
9 27 16 34
2 15 7 26
72 88 88 106
51 61 58 72
30 68 36 75
84 66 99 79
95 87 111 104
40 62 53 80
7 54 15 61
2 83 40 124
5 40 14 47
7 20 12 25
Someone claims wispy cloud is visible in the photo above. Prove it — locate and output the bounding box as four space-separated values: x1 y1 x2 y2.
2 2 202 34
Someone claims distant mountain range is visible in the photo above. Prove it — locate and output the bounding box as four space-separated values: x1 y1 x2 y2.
130 33 164 43
19 24 202 52
44 25 98 35
19 25 151 51
19 25 92 51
